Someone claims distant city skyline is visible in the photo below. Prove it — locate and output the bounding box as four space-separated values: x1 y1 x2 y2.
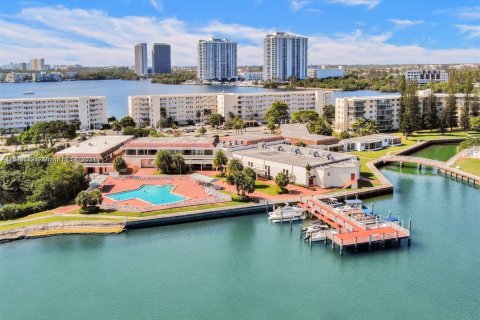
1 0 479 66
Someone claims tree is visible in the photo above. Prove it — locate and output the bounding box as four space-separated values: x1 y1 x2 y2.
227 158 244 174
119 116 136 128
460 94 471 131
213 150 228 175
154 150 173 173
113 156 127 172
291 110 319 124
459 137 480 150
322 105 336 124
399 80 421 138
265 101 290 132
275 172 290 194
226 168 256 198
351 119 379 137
111 121 122 131
340 131 351 139
208 113 224 129
439 108 448 135
172 154 186 174
309 116 333 136
470 116 480 132
445 91 458 130
75 189 103 213
29 121 77 148
266 119 277 134
295 141 307 147
29 161 87 207
71 119 81 130
424 90 439 132
197 126 207 135
107 116 117 123
5 135 19 146
470 94 479 117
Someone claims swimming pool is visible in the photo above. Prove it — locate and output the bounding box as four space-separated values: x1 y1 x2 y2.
106 185 186 205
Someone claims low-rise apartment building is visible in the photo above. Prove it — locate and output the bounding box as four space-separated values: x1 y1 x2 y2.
232 143 359 188
335 95 401 132
405 69 449 84
340 134 402 152
0 96 107 131
122 136 216 170
129 90 332 127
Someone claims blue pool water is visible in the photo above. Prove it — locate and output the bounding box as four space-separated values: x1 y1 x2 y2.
106 185 186 205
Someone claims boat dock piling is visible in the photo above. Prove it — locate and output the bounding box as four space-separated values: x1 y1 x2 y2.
299 197 411 255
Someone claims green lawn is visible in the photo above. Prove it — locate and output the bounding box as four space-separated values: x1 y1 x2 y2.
350 137 417 179
408 130 480 141
453 158 480 176
255 181 279 195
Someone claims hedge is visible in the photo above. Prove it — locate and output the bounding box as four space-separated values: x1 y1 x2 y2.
0 201 49 220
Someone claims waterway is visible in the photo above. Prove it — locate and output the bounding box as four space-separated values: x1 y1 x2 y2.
0 80 397 118
1 157 478 319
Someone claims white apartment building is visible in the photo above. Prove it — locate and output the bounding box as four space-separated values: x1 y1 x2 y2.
242 72 263 81
129 90 332 127
335 95 401 132
217 90 332 121
129 93 219 128
30 58 45 71
197 38 237 81
417 89 466 118
134 43 148 76
264 32 308 82
0 96 107 131
231 143 359 188
308 66 345 79
5 72 31 83
405 69 449 84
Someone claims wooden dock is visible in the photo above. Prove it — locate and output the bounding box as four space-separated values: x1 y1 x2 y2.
299 197 410 254
380 155 480 186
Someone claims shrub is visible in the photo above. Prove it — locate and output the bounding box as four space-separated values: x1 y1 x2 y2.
0 201 49 220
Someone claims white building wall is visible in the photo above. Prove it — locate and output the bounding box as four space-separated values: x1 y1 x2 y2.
0 96 106 131
197 38 237 81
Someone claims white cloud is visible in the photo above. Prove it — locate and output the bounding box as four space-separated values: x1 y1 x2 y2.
436 7 480 20
0 6 478 66
149 0 163 13
291 1 310 12
389 19 424 27
330 0 380 10
455 25 480 39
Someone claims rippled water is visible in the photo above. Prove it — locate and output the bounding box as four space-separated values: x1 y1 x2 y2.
1 165 478 320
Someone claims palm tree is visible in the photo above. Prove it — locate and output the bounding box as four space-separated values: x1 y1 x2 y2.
172 154 186 174
227 158 244 174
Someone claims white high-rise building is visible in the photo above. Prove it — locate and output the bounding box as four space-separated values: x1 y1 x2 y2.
0 96 106 131
263 32 308 82
30 58 45 71
197 38 237 81
134 43 148 76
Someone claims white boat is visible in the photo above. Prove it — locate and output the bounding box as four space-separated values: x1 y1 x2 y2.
302 223 329 234
268 203 305 223
305 230 326 242
23 91 34 95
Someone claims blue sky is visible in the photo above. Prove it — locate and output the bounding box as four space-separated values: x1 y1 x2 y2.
1 0 479 66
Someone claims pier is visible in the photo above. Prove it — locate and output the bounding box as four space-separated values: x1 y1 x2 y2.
380 155 480 186
299 197 410 254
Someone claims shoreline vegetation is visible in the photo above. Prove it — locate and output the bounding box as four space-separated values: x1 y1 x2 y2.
1 133 478 242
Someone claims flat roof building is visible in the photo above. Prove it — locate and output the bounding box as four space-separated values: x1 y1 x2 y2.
340 134 402 151
280 123 339 145
152 43 171 74
122 136 217 170
232 143 359 188
0 96 107 131
134 43 148 76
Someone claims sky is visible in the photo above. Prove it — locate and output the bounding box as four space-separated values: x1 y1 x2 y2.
0 0 479 66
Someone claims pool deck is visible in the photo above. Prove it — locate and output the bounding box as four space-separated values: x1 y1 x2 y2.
100 175 227 212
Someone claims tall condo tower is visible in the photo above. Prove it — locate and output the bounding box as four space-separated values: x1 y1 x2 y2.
263 32 308 82
197 38 237 81
134 43 148 76
152 43 171 74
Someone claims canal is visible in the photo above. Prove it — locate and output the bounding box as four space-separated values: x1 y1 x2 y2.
0 146 478 320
